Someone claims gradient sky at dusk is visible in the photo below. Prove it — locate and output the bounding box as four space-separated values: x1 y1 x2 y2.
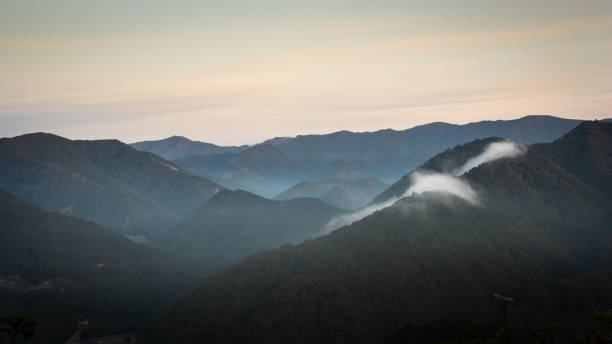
1 0 611 144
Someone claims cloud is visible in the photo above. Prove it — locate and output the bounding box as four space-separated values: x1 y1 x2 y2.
320 140 526 234
452 141 526 176
320 172 477 234
405 172 478 203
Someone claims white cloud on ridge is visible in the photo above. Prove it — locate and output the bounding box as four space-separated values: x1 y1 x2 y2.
320 140 526 234
452 141 525 176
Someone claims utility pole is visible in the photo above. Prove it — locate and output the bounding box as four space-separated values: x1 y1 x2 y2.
64 321 88 344
493 293 514 327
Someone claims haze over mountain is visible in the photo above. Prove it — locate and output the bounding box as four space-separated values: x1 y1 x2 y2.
150 121 612 344
164 189 345 267
0 190 212 343
131 135 248 161
276 177 389 210
0 133 221 241
373 137 510 205
172 143 306 197
319 177 389 210
274 178 350 201
132 116 603 198
264 115 586 159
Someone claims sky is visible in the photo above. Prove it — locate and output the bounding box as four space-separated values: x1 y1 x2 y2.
1 0 611 145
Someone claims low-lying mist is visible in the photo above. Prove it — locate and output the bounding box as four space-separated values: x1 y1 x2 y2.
321 140 525 234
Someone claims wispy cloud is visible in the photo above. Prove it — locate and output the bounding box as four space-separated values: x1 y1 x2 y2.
321 140 527 234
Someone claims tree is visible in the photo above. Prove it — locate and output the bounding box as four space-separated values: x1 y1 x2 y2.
582 309 612 343
0 314 36 344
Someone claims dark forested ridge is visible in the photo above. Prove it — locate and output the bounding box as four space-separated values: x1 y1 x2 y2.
0 190 212 343
164 189 345 267
0 133 221 240
149 121 612 344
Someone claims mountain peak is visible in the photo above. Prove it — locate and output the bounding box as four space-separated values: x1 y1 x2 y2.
228 144 299 172
243 143 283 154
207 188 266 204
4 132 69 144
559 120 612 140
166 135 192 142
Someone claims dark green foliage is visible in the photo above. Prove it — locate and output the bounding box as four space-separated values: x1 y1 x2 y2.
149 122 612 344
581 309 612 343
0 133 221 239
385 310 612 343
383 319 471 343
0 314 36 344
0 190 212 343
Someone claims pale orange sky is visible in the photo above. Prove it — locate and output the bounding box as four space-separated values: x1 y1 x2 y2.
1 1 611 145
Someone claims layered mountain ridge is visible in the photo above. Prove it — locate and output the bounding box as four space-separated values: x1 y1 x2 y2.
0 189 211 343
149 121 612 344
0 133 221 240
164 189 345 267
133 115 607 199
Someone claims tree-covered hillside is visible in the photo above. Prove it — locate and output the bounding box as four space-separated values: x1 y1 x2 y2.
0 133 221 240
0 190 213 343
165 189 345 266
150 122 612 344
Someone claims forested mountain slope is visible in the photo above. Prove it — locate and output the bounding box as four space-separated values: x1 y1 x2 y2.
150 122 612 344
0 133 221 239
0 190 212 343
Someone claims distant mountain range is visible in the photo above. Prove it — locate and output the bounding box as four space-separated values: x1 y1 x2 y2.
150 121 612 344
0 133 221 241
172 143 307 197
0 132 348 274
164 189 345 267
263 115 591 158
275 177 389 210
131 135 248 160
131 116 609 198
0 189 211 343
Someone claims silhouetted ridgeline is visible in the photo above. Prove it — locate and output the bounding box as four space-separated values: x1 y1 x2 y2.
133 116 605 198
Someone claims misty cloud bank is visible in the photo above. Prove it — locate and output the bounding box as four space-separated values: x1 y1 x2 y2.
406 172 478 203
321 140 525 234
